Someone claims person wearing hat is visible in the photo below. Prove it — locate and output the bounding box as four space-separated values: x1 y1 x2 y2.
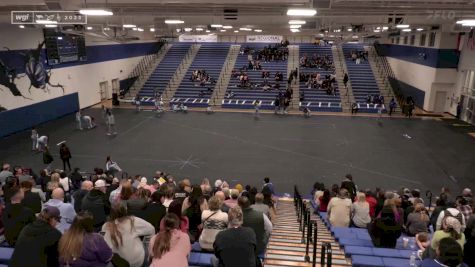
432 217 466 252
81 179 111 230
9 206 62 267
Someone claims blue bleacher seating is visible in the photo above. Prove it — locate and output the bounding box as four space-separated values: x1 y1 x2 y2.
352 255 385 267
342 43 385 113
172 43 230 107
299 44 342 112
189 252 213 266
138 43 192 105
222 43 288 110
0 247 13 264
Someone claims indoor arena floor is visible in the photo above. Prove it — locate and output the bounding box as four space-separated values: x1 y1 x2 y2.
1 108 475 197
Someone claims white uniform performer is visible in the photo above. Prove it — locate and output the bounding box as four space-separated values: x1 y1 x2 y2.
76 111 82 130
37 135 48 151
82 116 96 129
106 110 117 135
31 128 39 151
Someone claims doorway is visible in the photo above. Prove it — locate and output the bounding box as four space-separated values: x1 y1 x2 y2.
99 81 109 101
111 78 119 94
434 91 447 113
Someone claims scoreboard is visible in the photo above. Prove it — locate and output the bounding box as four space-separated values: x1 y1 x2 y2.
44 29 87 65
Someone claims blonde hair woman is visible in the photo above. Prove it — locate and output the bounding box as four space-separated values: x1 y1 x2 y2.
406 203 430 236
351 192 371 228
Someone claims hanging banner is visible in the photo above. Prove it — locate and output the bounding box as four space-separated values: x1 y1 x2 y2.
246 35 283 43
178 34 218 42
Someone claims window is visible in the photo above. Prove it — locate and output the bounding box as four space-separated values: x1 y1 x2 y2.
420 33 426 46
410 35 415 45
403 36 408 45
429 32 436 47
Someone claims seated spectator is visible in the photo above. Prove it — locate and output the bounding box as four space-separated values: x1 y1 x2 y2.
199 196 229 251
72 180 93 212
102 205 155 267
141 190 166 232
161 200 189 233
20 180 42 214
182 185 208 241
365 190 378 218
351 192 371 228
162 184 175 210
419 237 468 267
319 189 331 212
341 174 357 201
416 232 431 252
238 196 272 254
149 213 191 267
215 191 229 213
224 189 239 208
251 193 270 219
368 206 402 248
431 193 449 230
456 196 473 220
213 206 259 267
59 211 112 266
328 189 352 227
10 206 62 267
406 203 430 236
0 163 13 185
2 186 35 246
127 187 151 216
46 172 62 200
81 179 111 230
44 188 76 233
430 217 466 255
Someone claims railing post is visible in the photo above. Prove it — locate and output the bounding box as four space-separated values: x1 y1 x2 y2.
326 243 332 267
304 215 311 262
312 221 318 267
320 242 326 266
301 208 307 243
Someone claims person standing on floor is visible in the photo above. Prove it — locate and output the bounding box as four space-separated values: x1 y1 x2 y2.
59 143 72 172
76 110 83 130
254 100 261 117
31 127 39 151
389 98 397 116
106 109 117 135
43 146 54 171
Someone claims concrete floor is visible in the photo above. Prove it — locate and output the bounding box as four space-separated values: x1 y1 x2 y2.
1 108 474 199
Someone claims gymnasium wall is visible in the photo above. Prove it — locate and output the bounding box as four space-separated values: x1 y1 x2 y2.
0 24 159 137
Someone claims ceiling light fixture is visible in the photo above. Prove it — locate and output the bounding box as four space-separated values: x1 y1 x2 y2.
239 27 252 31
86 26 93 30
416 28 423 31
44 24 58 28
220 29 226 32
79 9 113 16
456 19 475 24
234 30 239 33
104 27 110 31
211 24 223 28
132 27 138 31
396 24 410 28
290 25 301 29
205 30 210 33
347 28 352 32
184 28 192 32
196 28 203 31
289 20 306 25
137 28 144 32
382 26 389 30
352 35 359 39
150 28 155 32
462 22 475 26
223 25 233 29
290 28 300 33
402 29 412 32
19 25 25 29
254 29 262 32
287 8 317 16
374 30 380 33
36 20 57 24
165 20 184 24
123 24 136 28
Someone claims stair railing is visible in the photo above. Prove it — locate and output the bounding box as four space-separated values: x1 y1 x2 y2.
319 242 332 267
304 208 312 262
312 220 318 267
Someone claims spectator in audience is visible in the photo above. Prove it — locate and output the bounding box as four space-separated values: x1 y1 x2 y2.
261 187 276 222
262 177 274 195
69 167 82 191
389 98 397 116
420 237 467 267
200 196 229 251
251 193 270 219
431 193 449 229
20 180 42 214
364 189 378 218
382 197 405 226
182 185 208 241
462 188 472 203
126 187 150 216
215 191 229 213
15 167 31 183
239 196 272 255
81 179 111 230
224 189 239 208
3 176 19 204
416 232 431 253
102 205 155 267
456 196 473 220
213 206 259 267
59 211 112 266
161 200 189 233
319 189 331 212
436 202 466 232
109 179 127 204
327 189 352 227
2 186 35 246
37 169 50 193
330 184 339 197
341 174 357 200
59 171 71 197
0 163 13 185
72 180 93 212
406 203 430 236
148 213 191 267
43 146 54 171
46 172 62 200
351 192 371 228
141 190 166 232
59 143 72 172
431 217 466 254
44 188 76 233
162 184 175 210
464 233 475 266
368 206 402 248
174 179 191 202
9 206 62 267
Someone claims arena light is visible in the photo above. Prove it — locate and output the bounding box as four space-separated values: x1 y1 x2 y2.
290 24 302 29
462 22 475 27
254 29 262 32
290 29 300 33
289 20 306 25
79 9 113 16
132 27 138 31
234 30 239 33
416 28 424 31
220 29 226 32
211 24 223 28
223 25 233 29
44 24 58 28
456 19 475 25
165 20 184 24
196 27 204 31
352 35 359 39
347 28 352 32
137 28 144 32
396 24 410 28
402 28 412 32
36 20 57 24
205 30 210 33
287 8 317 16
382 26 389 30
86 26 93 30
123 24 136 28
19 25 25 29
104 27 110 31
239 27 252 31
374 29 381 33
184 27 192 32
150 28 155 32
